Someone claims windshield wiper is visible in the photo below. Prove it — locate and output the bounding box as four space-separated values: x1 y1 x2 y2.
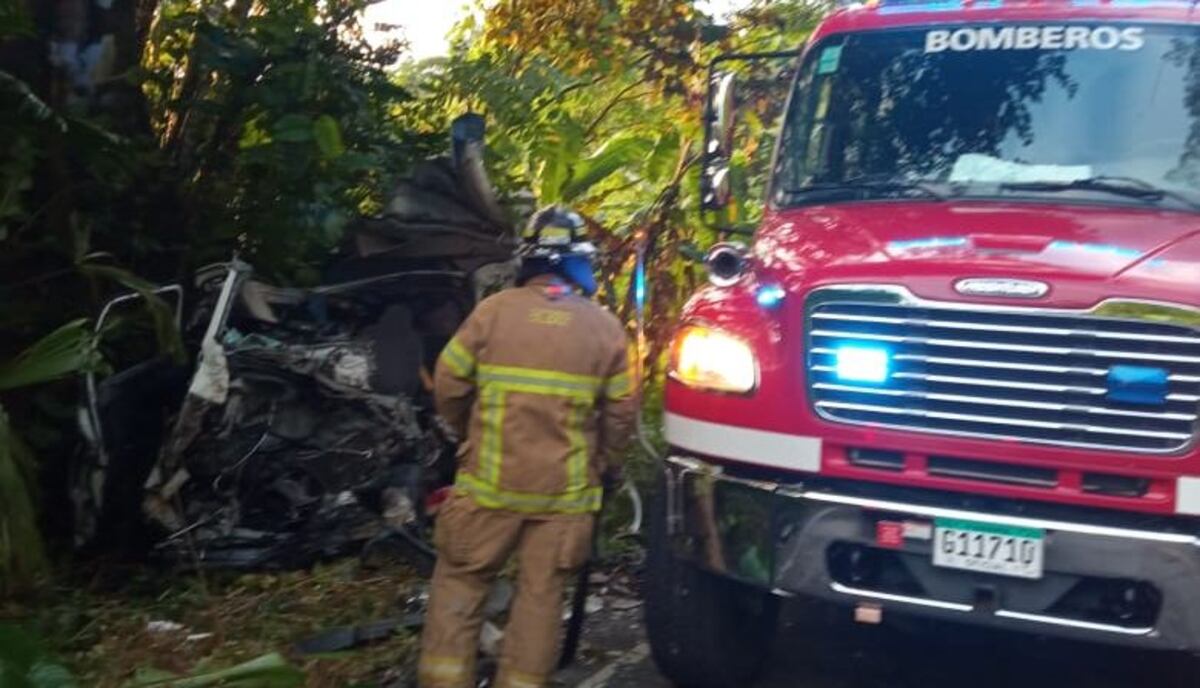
1000 176 1200 210
782 178 948 203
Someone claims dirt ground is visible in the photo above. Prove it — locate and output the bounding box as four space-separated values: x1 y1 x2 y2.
4 560 425 686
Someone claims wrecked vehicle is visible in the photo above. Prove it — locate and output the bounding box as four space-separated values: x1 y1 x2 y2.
73 115 522 568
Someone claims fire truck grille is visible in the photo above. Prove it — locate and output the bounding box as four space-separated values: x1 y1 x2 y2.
806 295 1200 453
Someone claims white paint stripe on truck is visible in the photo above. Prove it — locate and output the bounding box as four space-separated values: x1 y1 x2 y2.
663 412 822 472
1177 477 1200 515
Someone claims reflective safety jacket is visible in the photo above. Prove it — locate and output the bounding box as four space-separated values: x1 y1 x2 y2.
434 277 636 514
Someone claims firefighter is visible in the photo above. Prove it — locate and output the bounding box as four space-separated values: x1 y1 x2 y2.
418 207 636 688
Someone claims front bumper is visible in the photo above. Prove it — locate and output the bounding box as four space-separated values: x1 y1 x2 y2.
663 456 1200 651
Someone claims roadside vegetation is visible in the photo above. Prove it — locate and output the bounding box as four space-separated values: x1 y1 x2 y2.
1 0 826 682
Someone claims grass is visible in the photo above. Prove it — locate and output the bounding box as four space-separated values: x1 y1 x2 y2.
1 559 426 687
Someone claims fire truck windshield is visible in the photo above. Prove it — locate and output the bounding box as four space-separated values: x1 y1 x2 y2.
773 23 1200 209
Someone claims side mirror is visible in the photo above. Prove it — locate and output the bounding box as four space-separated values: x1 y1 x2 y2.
697 50 802 222
712 72 737 158
701 72 737 212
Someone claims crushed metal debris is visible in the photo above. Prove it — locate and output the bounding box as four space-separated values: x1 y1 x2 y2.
72 115 522 570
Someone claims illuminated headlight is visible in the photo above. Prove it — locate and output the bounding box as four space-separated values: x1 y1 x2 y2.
670 326 758 393
835 345 891 384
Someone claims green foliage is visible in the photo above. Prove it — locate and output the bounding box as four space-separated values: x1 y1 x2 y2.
0 320 104 392
0 321 104 592
0 1 32 41
0 408 46 593
561 133 656 203
0 624 78 688
144 0 443 281
0 0 439 587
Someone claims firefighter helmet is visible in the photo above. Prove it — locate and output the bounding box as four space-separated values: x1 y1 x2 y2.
517 206 598 295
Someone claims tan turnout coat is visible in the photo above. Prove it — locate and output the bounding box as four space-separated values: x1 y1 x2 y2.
433 275 636 513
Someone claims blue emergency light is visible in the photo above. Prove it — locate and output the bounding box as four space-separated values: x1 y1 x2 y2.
635 255 647 309
756 284 787 309
1107 365 1169 406
835 345 892 384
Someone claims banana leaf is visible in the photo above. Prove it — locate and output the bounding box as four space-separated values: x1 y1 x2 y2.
0 623 78 688
560 132 654 203
0 320 104 591
0 408 46 590
124 653 304 687
0 320 104 391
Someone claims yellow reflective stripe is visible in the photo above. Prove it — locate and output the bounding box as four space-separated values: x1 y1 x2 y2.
440 337 476 379
456 472 602 514
604 370 633 400
478 364 602 397
480 364 601 387
419 655 470 682
496 668 546 688
473 365 601 493
565 400 589 492
479 388 505 485
482 379 595 400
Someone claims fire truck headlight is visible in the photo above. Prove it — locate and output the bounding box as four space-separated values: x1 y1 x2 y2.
835 345 891 384
670 326 758 394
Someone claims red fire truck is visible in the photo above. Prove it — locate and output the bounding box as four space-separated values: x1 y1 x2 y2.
644 2 1200 685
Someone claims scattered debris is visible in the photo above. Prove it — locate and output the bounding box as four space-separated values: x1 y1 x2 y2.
483 579 515 618
145 620 185 634
608 597 641 612
480 621 505 657
585 596 605 615
293 614 424 655
185 633 213 643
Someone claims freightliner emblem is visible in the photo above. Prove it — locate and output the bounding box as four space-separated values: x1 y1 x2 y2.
954 278 1049 299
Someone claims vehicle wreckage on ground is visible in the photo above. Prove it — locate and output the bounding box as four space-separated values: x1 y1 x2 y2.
74 115 524 568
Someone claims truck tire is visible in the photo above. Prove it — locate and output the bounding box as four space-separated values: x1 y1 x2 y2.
643 483 779 687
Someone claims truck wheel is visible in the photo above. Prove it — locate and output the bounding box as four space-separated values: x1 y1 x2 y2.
643 483 779 687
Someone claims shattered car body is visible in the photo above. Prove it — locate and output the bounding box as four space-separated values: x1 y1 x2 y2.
75 117 521 567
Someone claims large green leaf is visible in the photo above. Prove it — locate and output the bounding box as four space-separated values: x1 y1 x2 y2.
561 133 654 202
0 2 33 40
0 410 47 594
124 653 304 687
0 320 102 392
0 318 106 591
271 114 315 143
644 130 681 185
0 623 77 688
0 71 63 129
313 115 345 159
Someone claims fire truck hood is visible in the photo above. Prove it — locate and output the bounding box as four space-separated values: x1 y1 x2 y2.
754 202 1200 308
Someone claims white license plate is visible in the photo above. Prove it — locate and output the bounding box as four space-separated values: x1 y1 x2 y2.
932 518 1044 579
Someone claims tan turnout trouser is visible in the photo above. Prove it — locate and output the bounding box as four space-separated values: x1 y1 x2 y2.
418 493 594 688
